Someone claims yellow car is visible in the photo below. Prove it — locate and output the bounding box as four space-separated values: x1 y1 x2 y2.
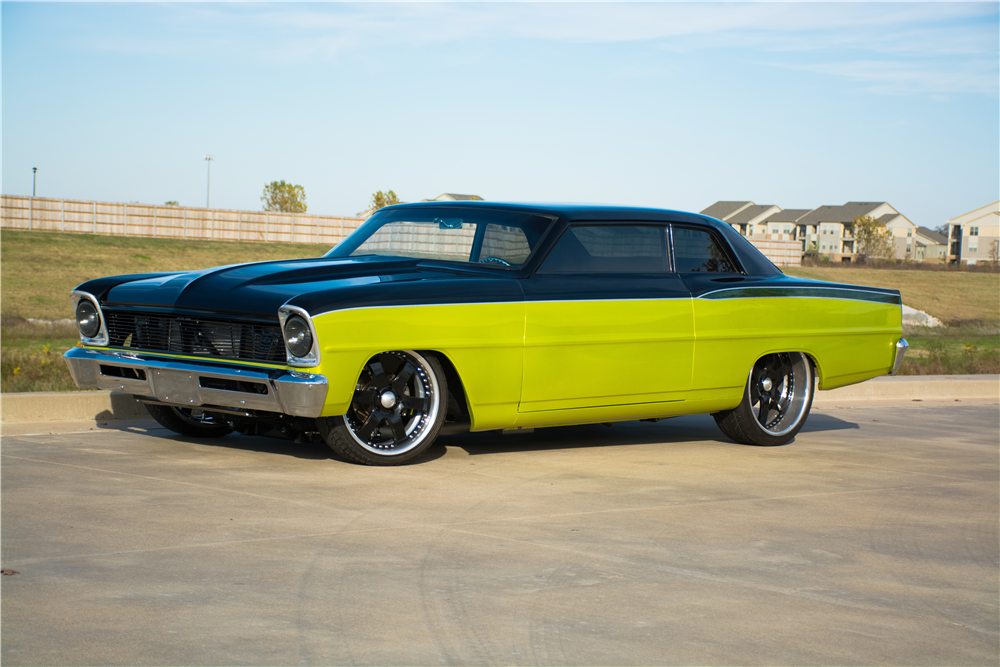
64 202 906 465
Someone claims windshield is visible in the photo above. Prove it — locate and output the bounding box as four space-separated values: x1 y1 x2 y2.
326 207 554 268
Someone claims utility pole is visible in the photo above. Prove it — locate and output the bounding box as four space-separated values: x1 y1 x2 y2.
32 167 37 197
204 155 215 208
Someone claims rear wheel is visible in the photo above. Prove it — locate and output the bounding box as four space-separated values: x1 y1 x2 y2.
318 350 447 466
145 404 233 438
714 352 814 446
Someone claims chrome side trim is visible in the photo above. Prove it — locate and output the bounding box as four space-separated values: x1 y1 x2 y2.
70 291 109 346
64 347 328 418
890 338 908 375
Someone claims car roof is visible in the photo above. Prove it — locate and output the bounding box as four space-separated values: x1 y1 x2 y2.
380 200 781 276
384 200 727 228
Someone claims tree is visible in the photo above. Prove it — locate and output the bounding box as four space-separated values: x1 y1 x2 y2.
988 240 999 270
164 200 179 206
852 215 894 264
261 180 307 213
370 190 400 211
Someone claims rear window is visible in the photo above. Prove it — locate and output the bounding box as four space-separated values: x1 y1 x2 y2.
672 227 737 273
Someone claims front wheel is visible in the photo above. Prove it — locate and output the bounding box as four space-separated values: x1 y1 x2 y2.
714 352 814 446
317 350 447 466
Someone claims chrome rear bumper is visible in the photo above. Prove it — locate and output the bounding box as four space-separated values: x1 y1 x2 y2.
890 338 908 375
64 347 328 418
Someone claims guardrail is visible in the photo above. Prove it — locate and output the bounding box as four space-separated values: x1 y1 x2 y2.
0 195 365 246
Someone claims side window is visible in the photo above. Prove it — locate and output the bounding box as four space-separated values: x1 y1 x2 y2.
481 224 532 265
672 227 738 273
539 225 667 273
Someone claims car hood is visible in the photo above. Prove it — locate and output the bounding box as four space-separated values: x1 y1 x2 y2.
98 255 479 318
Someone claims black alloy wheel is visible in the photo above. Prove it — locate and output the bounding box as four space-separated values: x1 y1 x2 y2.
714 351 814 446
318 350 447 466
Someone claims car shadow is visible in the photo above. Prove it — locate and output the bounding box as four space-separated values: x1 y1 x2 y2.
90 411 859 463
440 411 861 458
116 421 451 464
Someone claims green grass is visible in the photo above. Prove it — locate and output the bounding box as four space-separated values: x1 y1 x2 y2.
1 315 82 392
2 230 997 392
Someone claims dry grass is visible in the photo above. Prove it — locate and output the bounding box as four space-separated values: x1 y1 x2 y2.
2 231 997 392
784 266 999 326
1 229 329 320
1 230 331 392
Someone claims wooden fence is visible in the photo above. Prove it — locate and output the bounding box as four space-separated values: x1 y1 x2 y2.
2 194 802 266
749 235 802 267
0 195 365 246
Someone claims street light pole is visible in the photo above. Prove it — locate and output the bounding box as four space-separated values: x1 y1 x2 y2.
32 167 37 197
204 155 215 208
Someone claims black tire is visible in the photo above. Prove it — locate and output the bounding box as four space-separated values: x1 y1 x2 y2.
714 352 814 446
317 350 447 466
145 403 233 438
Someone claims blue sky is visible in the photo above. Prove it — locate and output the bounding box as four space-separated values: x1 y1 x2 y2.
2 2 997 228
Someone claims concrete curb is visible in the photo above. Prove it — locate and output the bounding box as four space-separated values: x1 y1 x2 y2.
2 375 997 425
813 374 999 405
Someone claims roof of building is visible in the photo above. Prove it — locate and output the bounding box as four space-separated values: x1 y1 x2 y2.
798 202 888 225
700 201 752 220
763 208 812 223
433 193 484 201
915 226 948 245
726 205 777 224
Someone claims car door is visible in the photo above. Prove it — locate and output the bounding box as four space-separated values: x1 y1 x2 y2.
672 224 759 394
518 223 694 416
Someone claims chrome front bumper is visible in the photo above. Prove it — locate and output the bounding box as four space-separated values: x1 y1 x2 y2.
890 338 908 375
64 347 329 418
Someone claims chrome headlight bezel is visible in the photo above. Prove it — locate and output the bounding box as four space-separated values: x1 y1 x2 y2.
278 305 321 368
71 291 109 346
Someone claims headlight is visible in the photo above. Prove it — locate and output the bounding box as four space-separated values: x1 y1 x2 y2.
76 299 102 338
283 315 314 358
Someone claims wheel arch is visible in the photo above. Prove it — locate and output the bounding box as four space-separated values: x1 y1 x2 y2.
417 349 472 425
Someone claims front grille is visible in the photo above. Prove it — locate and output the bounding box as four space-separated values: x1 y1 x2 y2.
104 311 286 364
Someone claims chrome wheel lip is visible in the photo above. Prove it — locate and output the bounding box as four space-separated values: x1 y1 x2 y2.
747 352 813 438
343 350 441 456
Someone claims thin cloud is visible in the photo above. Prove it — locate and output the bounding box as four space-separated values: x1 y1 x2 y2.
67 2 999 96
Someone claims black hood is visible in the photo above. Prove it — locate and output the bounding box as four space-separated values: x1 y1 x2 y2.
87 255 521 319
99 256 421 316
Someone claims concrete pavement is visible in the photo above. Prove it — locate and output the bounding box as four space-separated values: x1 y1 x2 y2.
2 399 997 665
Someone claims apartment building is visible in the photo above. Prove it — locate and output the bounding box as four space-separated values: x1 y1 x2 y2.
912 227 949 263
702 200 917 263
947 201 1000 265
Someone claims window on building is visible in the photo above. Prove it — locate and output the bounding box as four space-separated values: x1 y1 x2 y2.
969 240 978 253
970 226 979 236
907 229 912 237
